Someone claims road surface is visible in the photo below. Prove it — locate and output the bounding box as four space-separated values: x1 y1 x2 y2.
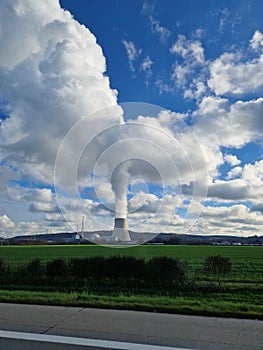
0 303 262 349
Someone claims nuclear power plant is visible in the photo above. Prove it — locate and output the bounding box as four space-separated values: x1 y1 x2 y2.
112 217 131 242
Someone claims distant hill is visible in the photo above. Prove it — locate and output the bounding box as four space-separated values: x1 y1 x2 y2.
2 231 263 246
150 233 263 245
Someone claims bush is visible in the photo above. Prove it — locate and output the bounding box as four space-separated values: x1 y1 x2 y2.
106 256 146 280
27 259 43 278
46 258 69 279
69 258 92 279
147 256 187 288
205 255 231 286
0 259 9 283
69 256 147 282
0 255 190 294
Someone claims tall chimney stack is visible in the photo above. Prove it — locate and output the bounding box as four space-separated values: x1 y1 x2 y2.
112 217 131 242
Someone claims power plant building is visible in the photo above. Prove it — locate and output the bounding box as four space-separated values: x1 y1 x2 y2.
112 217 131 242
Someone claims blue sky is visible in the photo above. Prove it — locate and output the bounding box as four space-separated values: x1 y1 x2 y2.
60 0 263 109
0 0 263 238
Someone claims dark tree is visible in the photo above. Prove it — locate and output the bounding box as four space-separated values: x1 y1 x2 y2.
205 255 231 287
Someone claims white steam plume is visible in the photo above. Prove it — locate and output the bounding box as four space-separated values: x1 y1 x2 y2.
111 161 131 218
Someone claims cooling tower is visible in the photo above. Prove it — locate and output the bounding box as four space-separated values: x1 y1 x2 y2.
112 217 131 242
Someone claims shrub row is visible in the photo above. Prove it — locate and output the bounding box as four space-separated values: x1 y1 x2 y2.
0 255 232 294
0 256 188 292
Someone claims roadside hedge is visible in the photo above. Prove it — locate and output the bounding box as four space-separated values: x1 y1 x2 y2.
0 256 188 293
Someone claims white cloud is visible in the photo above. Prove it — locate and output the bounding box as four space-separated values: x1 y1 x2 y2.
140 56 153 84
170 35 206 94
242 160 263 194
207 179 249 200
196 96 229 117
195 96 263 148
251 203 263 214
122 40 141 71
140 56 153 72
0 166 20 191
122 41 152 84
198 204 263 236
0 0 126 236
148 16 170 43
29 202 60 213
184 81 207 100
206 160 263 201
24 188 53 203
155 79 173 94
0 215 15 229
250 30 263 51
208 32 263 96
142 2 170 43
194 28 205 40
224 154 241 166
170 30 263 99
218 8 230 33
210 7 241 34
5 186 22 201
171 35 205 63
172 64 191 88
44 213 66 222
93 181 115 202
0 216 63 238
126 191 185 233
0 0 122 186
227 166 242 179
128 191 181 215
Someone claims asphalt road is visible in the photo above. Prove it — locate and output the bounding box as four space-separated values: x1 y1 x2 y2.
0 303 262 349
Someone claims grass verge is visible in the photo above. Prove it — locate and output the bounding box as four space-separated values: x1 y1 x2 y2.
0 289 262 320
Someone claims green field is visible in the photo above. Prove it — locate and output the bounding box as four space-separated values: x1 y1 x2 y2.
0 244 263 319
1 244 262 282
1 244 263 262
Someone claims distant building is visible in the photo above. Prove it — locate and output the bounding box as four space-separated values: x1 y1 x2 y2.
9 232 80 244
221 240 231 246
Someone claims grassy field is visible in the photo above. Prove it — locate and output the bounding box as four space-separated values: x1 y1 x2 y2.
1 244 262 282
1 244 263 262
0 244 262 319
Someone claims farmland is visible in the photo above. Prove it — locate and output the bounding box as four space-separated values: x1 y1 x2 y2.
0 244 263 319
0 244 262 282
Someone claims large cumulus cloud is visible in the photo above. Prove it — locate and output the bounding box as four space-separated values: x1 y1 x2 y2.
0 0 122 185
